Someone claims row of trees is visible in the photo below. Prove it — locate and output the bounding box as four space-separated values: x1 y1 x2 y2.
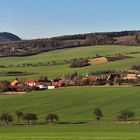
0 109 135 125
1 31 140 57
131 65 140 71
0 61 66 69
0 112 58 125
94 108 135 123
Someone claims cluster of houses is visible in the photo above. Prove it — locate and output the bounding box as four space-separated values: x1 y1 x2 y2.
9 79 63 92
1 70 140 94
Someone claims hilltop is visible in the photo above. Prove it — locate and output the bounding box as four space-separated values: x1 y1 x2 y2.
0 30 140 57
0 32 21 42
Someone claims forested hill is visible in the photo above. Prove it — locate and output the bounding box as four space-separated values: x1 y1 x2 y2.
0 32 21 42
0 31 140 57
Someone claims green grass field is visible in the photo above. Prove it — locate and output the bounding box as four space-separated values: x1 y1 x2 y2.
0 87 140 139
0 87 140 122
0 45 140 139
0 124 140 140
1 45 140 65
0 45 140 80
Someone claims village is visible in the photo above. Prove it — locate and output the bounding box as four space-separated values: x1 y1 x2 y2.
0 69 140 94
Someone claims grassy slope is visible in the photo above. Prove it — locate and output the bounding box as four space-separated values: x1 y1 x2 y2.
1 45 140 65
0 45 140 80
0 46 140 139
0 87 140 122
0 124 140 140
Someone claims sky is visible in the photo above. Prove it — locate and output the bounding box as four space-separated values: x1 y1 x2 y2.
0 0 140 39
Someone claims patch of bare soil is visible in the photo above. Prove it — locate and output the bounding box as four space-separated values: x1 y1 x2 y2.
89 57 108 65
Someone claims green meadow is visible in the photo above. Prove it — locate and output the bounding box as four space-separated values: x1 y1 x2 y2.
0 87 140 122
0 87 140 139
0 45 140 80
0 45 140 139
0 124 140 140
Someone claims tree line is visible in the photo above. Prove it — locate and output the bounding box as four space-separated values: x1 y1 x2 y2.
1 30 140 57
0 112 59 125
0 108 135 125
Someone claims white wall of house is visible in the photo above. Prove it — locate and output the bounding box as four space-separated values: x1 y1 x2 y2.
48 86 55 89
37 85 47 89
26 82 36 87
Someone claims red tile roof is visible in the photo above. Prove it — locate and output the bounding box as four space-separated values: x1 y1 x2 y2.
52 81 63 87
25 79 37 83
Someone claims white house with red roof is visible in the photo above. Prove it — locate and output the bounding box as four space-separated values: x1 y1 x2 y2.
36 82 48 89
25 79 37 87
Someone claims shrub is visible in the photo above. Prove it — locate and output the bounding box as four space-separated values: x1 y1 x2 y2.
16 111 24 124
0 81 10 92
23 113 38 125
70 58 89 68
117 110 135 121
46 114 59 124
0 113 13 125
108 80 114 86
131 65 140 71
93 108 103 123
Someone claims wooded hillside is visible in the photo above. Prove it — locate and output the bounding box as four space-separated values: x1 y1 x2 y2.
0 31 140 57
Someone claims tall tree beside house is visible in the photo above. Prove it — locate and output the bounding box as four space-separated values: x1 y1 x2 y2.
46 114 59 124
38 76 49 82
108 80 114 86
0 81 10 92
16 111 24 124
0 113 13 125
23 113 38 125
93 108 103 123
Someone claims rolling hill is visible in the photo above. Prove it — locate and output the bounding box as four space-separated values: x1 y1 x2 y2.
0 30 140 57
0 87 140 122
0 45 140 80
0 32 21 42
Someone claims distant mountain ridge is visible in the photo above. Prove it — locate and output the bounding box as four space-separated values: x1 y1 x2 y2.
0 32 21 42
0 30 140 57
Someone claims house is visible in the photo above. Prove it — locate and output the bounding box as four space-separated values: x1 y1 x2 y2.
52 80 63 87
124 70 139 80
126 74 137 79
48 86 55 89
82 77 99 82
38 79 52 86
11 80 19 87
36 82 48 89
107 73 120 81
89 77 98 82
137 74 140 78
9 80 20 91
25 79 37 87
16 83 32 92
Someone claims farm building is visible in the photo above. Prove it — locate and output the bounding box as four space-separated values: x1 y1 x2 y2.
25 79 37 87
36 82 48 89
123 70 139 80
9 80 20 91
9 80 32 92
52 81 63 87
48 86 55 89
126 74 137 79
11 80 19 87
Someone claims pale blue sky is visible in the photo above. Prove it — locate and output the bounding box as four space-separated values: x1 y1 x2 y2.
0 0 140 39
